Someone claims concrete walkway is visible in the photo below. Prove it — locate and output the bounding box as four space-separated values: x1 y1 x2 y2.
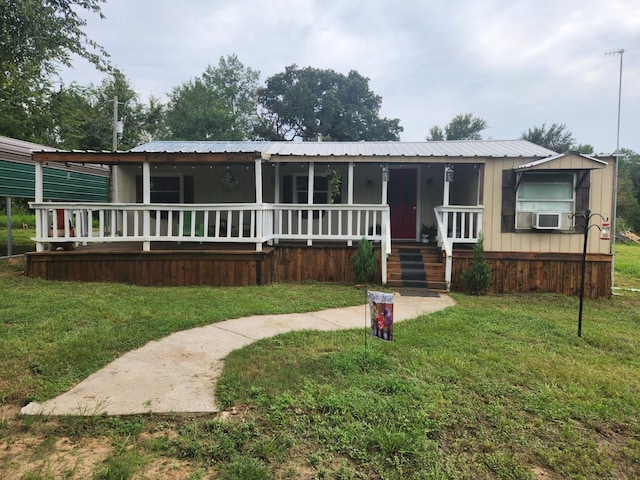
21 292 454 416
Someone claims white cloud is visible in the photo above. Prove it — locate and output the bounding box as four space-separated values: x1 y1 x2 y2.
56 0 640 153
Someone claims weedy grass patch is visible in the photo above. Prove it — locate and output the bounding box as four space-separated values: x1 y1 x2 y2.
615 242 640 289
217 291 640 479
0 226 36 255
1 245 639 478
0 259 363 404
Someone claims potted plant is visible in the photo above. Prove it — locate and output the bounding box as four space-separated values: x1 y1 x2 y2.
420 224 430 243
421 223 437 244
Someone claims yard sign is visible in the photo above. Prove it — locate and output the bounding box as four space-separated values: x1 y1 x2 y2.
368 291 394 341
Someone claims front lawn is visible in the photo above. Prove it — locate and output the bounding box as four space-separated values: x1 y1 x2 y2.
1 254 639 478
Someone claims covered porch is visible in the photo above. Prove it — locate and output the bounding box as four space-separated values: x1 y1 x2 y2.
28 142 486 288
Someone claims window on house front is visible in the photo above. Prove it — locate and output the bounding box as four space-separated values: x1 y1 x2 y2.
150 176 182 203
136 175 194 203
295 175 330 204
515 173 575 229
502 169 589 233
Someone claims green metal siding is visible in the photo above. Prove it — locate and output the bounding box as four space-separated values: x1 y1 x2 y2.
0 160 109 201
0 160 34 197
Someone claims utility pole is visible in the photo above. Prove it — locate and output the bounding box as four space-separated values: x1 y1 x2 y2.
112 95 118 152
605 48 624 289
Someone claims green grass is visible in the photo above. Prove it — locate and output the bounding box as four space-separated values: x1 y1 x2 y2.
615 242 640 288
1 243 639 478
0 226 36 255
215 292 640 479
0 259 364 404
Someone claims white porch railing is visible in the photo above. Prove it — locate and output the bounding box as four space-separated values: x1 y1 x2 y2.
33 203 273 249
31 202 390 280
434 205 484 289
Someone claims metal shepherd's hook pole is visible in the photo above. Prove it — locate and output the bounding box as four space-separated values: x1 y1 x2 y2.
573 209 608 337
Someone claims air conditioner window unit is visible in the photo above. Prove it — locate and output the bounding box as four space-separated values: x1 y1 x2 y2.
533 212 562 229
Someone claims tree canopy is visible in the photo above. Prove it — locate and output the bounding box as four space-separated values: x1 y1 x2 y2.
165 55 259 140
519 123 593 154
255 65 402 141
45 71 161 150
426 113 488 141
0 0 110 142
617 149 640 233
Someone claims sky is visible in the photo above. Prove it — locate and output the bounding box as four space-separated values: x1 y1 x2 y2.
58 0 640 154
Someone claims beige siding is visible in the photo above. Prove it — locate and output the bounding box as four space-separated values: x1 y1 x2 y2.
483 154 615 255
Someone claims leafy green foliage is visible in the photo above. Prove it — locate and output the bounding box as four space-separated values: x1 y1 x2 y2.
0 0 110 143
48 70 165 150
351 238 377 284
256 65 402 141
460 233 491 295
323 168 342 203
520 122 577 153
617 149 640 233
426 113 488 141
165 55 259 141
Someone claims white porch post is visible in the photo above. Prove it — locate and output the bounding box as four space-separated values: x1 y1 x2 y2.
34 161 44 252
307 162 314 246
347 162 354 246
442 165 452 240
382 164 389 205
142 161 151 251
274 163 280 244
381 164 389 284
255 157 263 252
443 165 451 207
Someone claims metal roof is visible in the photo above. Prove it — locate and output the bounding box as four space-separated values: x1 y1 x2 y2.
0 135 56 163
131 140 557 158
515 152 608 170
130 140 266 154
0 135 109 175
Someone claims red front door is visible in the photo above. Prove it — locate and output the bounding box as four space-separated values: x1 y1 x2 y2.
388 168 417 239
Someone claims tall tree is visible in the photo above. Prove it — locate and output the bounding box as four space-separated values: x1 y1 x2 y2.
426 125 445 141
256 65 402 141
617 149 640 233
48 71 150 150
0 0 110 142
520 123 575 152
426 113 488 141
165 55 259 140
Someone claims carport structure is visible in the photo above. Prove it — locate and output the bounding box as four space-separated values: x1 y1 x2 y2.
0 136 110 256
